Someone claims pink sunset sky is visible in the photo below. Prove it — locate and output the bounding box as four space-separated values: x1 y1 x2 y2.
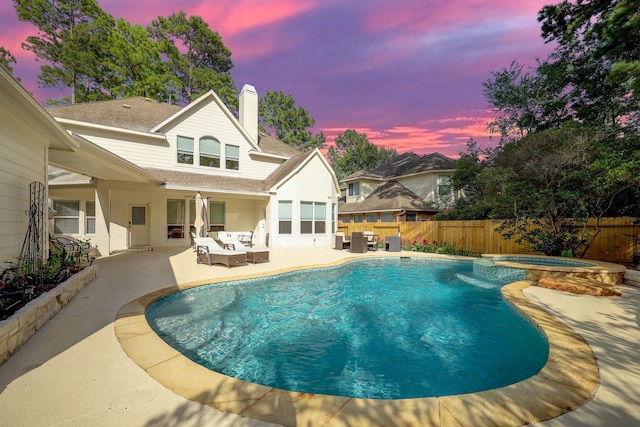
0 0 554 157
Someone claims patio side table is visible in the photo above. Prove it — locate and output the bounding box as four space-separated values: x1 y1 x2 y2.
385 236 401 252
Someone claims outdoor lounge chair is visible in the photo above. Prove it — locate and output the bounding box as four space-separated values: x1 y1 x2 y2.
363 231 378 251
194 237 247 268
335 231 351 250
219 234 269 263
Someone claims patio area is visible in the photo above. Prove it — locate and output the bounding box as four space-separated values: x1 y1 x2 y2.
0 246 638 426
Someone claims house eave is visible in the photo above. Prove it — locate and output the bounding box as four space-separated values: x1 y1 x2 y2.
55 118 167 142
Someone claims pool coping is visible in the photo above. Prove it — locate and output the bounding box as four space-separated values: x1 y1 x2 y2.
115 254 599 427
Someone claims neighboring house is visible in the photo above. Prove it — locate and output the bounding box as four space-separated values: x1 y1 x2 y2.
338 152 457 223
47 84 340 252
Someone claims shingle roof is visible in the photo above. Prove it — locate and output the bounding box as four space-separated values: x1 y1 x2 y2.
145 168 268 194
338 180 438 213
342 152 455 181
257 132 302 157
48 98 300 159
47 97 182 133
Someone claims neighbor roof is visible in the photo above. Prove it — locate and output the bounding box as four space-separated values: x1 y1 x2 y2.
342 152 456 182
47 97 182 133
338 181 438 213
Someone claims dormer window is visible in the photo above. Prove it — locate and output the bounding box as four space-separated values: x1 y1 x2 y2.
200 136 220 168
177 135 194 164
348 182 360 196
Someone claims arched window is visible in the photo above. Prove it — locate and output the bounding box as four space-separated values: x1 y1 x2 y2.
199 136 221 168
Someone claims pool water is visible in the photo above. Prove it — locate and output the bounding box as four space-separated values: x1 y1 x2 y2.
146 258 548 399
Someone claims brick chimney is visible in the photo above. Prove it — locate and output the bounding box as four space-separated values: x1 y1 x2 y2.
239 84 258 143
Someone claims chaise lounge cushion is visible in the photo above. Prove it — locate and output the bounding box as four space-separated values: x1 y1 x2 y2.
218 235 269 263
194 237 247 268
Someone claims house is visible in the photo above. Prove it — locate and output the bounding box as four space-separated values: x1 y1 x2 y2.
338 152 457 223
0 66 75 266
46 84 340 252
0 66 164 267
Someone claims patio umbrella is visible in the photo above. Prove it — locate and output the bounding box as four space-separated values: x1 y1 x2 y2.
194 192 208 237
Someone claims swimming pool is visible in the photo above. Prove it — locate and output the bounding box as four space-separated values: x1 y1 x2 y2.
146 258 548 399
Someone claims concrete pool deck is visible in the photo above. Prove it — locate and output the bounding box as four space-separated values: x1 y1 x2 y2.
0 247 639 426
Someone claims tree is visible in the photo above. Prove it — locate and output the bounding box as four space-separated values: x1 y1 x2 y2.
259 91 325 151
148 11 236 106
101 19 178 100
0 47 17 74
327 129 397 181
538 0 640 127
14 0 115 104
450 125 640 256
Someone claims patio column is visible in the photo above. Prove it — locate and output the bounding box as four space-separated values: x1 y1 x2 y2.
94 179 111 257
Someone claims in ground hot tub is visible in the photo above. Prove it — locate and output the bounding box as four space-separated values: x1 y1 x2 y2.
480 254 625 285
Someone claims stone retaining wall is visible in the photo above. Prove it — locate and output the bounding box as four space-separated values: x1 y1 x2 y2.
0 265 97 365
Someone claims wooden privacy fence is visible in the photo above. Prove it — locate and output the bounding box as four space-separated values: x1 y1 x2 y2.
337 217 639 264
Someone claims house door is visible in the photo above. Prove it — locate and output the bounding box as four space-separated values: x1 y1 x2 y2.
129 205 149 247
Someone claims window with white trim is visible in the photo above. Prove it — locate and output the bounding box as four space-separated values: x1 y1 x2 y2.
226 144 239 170
209 201 225 231
348 182 360 196
167 199 185 238
332 204 336 233
438 174 452 196
53 200 80 234
85 201 95 234
279 201 292 234
200 136 220 168
301 202 326 234
177 136 194 164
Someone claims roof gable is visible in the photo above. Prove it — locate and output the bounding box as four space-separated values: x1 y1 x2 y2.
151 90 260 151
265 149 339 192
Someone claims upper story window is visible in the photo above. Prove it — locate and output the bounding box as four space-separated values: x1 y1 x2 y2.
226 144 239 170
438 175 452 196
348 182 360 197
177 136 194 164
200 137 221 168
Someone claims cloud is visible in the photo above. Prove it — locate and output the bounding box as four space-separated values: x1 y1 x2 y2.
322 115 493 158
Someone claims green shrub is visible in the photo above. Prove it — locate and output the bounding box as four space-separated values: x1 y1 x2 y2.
402 239 478 257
